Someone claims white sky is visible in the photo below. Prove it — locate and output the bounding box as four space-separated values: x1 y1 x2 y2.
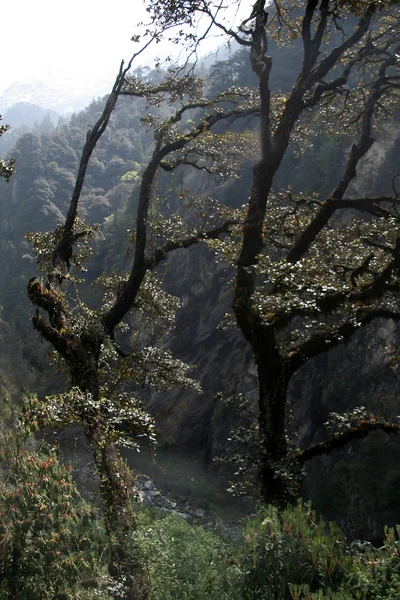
1 0 158 94
1 0 249 98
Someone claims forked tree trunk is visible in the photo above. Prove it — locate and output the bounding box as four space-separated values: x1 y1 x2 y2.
70 339 148 599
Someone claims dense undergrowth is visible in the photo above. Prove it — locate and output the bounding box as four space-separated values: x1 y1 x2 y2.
1 437 400 600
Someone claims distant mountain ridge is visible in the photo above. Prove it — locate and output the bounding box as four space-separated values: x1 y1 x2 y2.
0 73 112 114
0 103 60 156
4 103 59 129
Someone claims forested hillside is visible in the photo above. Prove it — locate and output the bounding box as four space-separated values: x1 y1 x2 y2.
1 1 400 597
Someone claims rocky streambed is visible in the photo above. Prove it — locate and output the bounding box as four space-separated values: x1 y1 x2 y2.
136 475 245 541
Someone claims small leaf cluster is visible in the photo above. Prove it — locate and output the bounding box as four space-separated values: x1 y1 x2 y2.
26 225 64 272
0 117 15 182
181 129 258 178
26 218 99 273
116 347 202 393
325 406 380 434
123 73 205 106
136 271 180 326
0 157 15 183
20 389 156 451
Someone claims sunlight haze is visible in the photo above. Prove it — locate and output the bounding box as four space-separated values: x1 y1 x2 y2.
1 0 151 94
2 0 248 98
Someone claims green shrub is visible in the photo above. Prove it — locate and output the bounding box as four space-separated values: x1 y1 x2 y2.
232 501 351 599
134 509 234 600
0 445 108 599
232 502 400 600
348 526 400 600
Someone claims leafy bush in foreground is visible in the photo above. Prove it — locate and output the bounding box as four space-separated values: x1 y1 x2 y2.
134 509 234 600
0 445 108 599
232 501 400 600
2 446 400 600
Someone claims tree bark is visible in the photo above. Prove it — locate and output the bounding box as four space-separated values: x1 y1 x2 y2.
87 419 148 600
69 336 149 599
257 357 291 507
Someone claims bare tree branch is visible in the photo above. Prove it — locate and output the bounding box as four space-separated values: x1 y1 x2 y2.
147 220 237 268
296 420 400 465
102 103 258 334
289 307 400 375
52 40 155 273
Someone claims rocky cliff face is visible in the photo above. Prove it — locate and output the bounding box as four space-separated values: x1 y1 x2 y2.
145 243 255 451
348 122 400 197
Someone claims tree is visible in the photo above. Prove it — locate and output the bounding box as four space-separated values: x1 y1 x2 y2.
0 117 15 182
143 0 400 505
25 45 259 597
